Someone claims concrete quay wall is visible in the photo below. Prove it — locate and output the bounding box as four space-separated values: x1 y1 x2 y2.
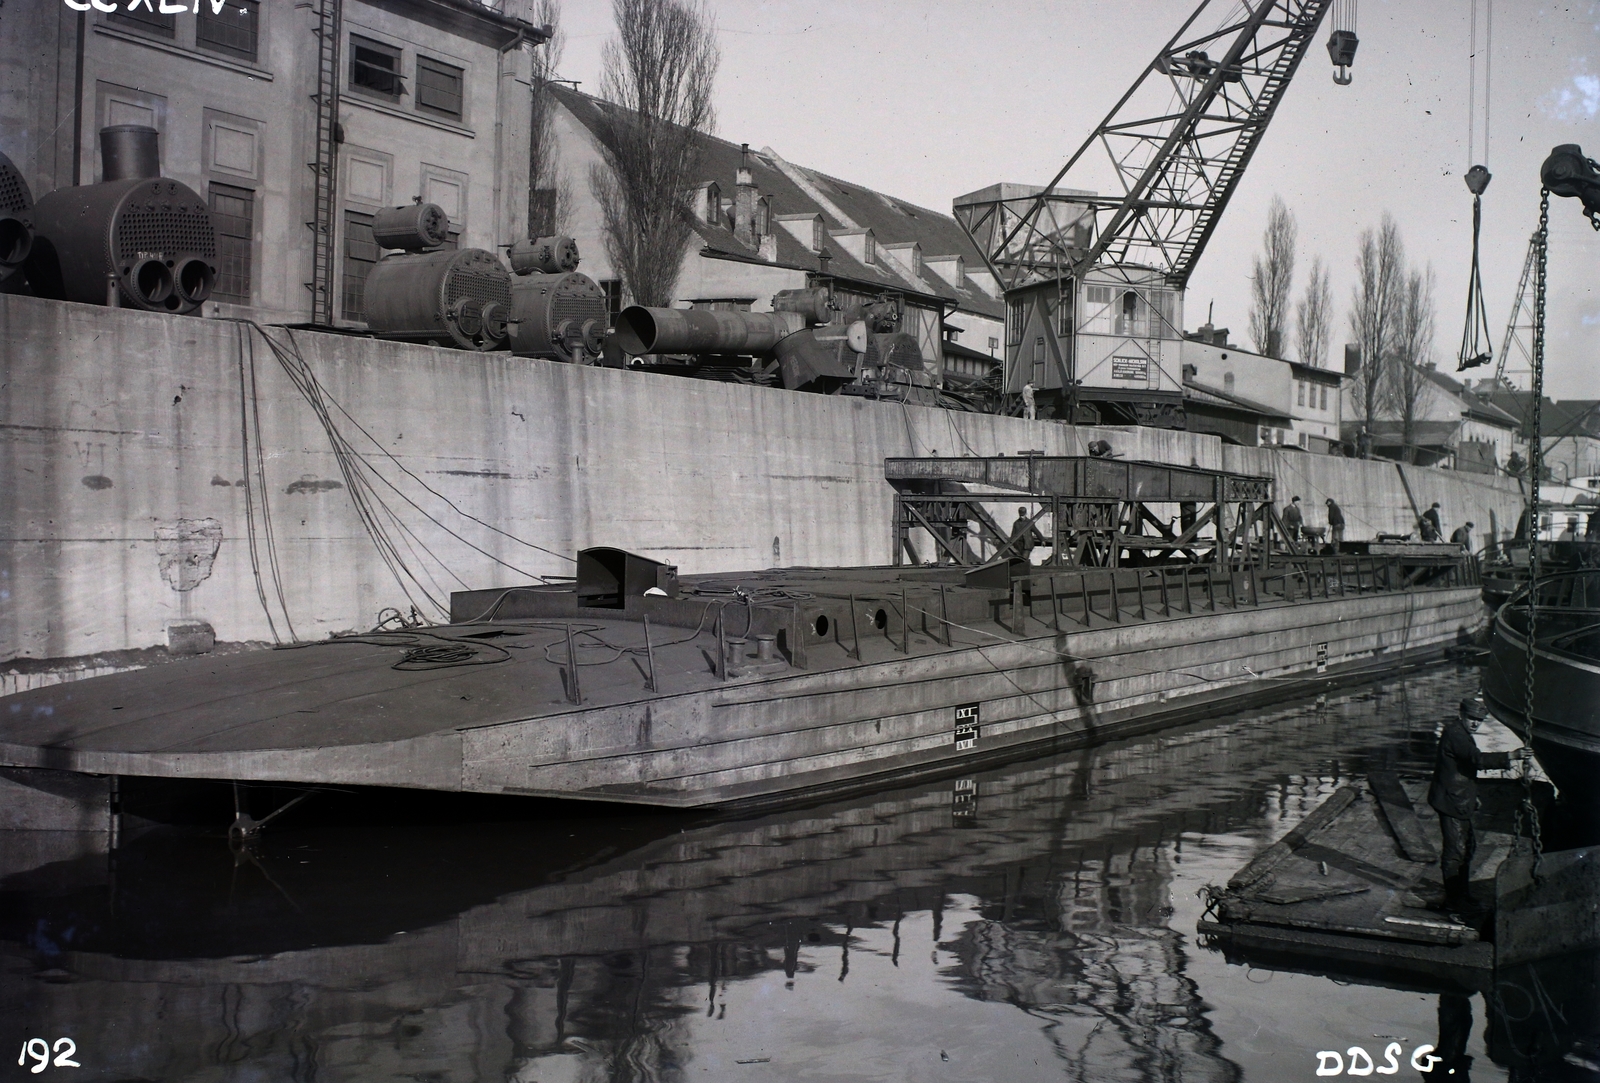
1 295 1526 662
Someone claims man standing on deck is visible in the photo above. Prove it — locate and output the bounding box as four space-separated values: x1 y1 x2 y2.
1325 498 1345 547
1428 699 1514 915
1010 507 1038 563
1421 502 1443 542
1449 521 1475 549
1282 495 1304 542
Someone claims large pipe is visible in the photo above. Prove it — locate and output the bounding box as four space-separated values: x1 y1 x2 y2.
99 124 160 181
614 305 803 356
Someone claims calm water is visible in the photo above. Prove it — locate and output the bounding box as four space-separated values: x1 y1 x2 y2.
2 665 1595 1082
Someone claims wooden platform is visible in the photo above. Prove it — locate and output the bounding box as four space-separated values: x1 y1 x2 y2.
1199 774 1506 984
0 559 1486 809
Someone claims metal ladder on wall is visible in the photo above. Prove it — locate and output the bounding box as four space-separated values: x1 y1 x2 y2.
306 0 342 325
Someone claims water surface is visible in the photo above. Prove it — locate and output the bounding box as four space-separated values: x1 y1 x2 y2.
3 665 1594 1081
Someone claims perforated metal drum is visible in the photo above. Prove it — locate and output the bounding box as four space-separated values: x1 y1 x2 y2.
362 248 513 350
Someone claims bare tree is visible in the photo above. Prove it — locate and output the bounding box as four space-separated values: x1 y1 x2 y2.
1248 195 1296 357
527 0 573 237
1347 213 1405 457
1294 255 1333 368
1383 264 1437 463
588 0 719 307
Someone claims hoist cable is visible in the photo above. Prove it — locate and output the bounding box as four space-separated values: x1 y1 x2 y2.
1456 192 1494 370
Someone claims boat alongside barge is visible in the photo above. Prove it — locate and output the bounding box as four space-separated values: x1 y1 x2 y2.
0 457 1486 811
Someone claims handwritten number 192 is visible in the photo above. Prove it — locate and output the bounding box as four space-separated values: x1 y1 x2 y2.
17 1038 79 1073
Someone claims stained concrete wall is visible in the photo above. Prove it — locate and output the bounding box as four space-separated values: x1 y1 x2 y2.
1 295 1527 663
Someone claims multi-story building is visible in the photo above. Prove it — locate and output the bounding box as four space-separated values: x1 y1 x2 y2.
1 0 548 324
1180 325 1343 451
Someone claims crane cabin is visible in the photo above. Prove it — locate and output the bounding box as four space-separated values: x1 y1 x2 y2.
1003 267 1186 428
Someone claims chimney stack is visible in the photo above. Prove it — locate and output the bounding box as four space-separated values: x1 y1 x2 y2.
733 142 758 249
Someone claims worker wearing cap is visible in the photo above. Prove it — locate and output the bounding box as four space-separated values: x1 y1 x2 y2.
1449 521 1475 549
1282 495 1304 542
1421 502 1443 542
1325 497 1345 547
1427 699 1514 914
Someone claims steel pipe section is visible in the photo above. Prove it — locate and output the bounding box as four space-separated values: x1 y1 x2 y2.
614 306 804 357
25 177 217 313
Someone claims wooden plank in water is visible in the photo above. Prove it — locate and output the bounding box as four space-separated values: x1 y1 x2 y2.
1368 770 1439 863
1227 785 1359 891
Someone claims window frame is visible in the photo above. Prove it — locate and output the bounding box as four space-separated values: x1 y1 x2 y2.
196 0 260 62
342 209 381 323
106 5 176 40
414 54 465 120
207 181 255 305
349 35 406 102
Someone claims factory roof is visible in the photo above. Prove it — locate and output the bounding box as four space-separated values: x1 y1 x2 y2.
551 86 1004 321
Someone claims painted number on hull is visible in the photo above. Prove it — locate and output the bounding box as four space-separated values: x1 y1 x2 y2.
954 703 980 751
1317 643 1329 674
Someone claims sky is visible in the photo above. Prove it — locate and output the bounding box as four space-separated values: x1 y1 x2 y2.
548 1 1600 402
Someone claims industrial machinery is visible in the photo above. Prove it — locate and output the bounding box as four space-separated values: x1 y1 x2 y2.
505 235 608 362
0 150 34 292
613 282 935 398
361 204 512 350
953 0 1354 426
24 126 216 313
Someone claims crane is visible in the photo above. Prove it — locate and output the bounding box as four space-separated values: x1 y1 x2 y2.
954 0 1353 427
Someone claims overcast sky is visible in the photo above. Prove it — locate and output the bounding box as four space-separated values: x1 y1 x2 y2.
552 1 1600 402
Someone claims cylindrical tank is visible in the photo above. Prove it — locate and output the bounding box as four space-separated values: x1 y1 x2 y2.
613 305 804 356
362 247 513 350
0 150 36 288
771 287 833 326
99 125 161 181
508 235 579 275
25 177 217 312
372 203 450 251
507 270 608 360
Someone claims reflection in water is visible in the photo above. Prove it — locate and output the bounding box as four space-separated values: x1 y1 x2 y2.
1 667 1591 1081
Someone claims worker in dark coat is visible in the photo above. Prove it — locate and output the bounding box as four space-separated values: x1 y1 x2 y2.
1449 521 1475 549
1282 495 1304 542
1428 698 1513 913
1010 507 1037 562
1421 502 1443 541
1325 497 1345 547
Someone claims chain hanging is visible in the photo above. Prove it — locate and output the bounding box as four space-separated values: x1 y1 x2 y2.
1511 188 1550 879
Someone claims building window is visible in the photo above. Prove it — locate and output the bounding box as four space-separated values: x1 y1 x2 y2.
416 56 465 119
1008 299 1024 345
343 210 379 322
598 279 624 320
107 5 176 38
350 36 404 100
988 336 1000 353
1223 372 1235 393
208 182 254 304
1320 385 1329 410
197 0 260 63
1297 380 1306 406
1057 294 1073 337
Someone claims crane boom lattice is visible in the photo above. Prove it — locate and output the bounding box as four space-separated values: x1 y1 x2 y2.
955 0 1334 293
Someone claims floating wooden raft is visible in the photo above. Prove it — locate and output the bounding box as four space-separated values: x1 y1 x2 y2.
1198 772 1506 983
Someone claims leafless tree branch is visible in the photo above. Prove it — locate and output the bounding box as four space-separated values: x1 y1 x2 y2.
1248 195 1296 357
1347 213 1405 457
588 0 720 306
1294 255 1332 368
